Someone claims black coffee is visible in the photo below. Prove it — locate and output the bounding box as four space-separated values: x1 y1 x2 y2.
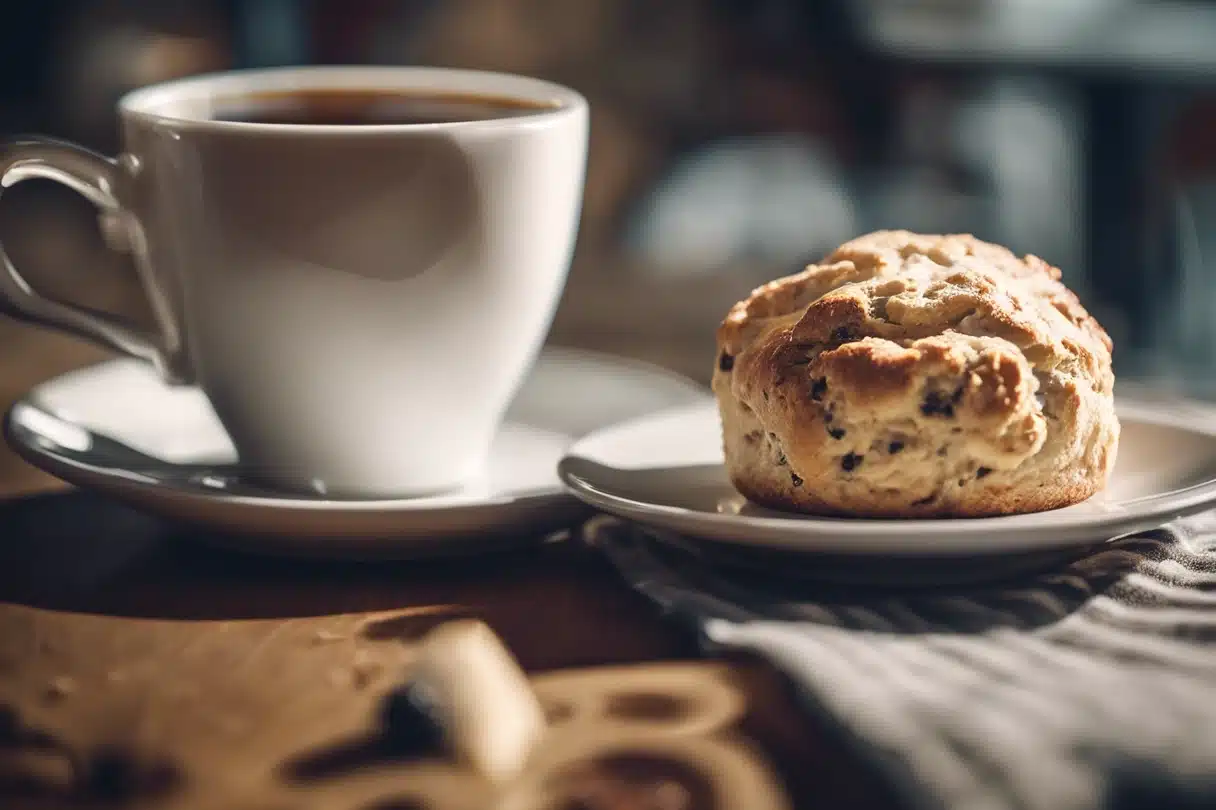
211 88 555 126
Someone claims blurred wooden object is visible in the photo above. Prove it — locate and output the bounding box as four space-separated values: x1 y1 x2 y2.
0 597 791 809
0 484 896 809
408 620 546 785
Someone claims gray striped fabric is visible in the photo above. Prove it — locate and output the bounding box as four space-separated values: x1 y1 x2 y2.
586 514 1216 810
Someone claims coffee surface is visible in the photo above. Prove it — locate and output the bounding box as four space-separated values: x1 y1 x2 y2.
211 88 554 126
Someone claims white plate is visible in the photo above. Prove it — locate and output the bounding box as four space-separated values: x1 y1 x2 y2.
559 398 1216 557
4 348 710 558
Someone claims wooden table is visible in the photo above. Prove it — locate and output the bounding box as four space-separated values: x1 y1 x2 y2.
0 219 899 807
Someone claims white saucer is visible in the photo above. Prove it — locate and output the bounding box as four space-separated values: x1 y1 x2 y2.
559 398 1216 559
4 348 710 558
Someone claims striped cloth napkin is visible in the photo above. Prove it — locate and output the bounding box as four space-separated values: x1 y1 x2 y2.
585 514 1216 810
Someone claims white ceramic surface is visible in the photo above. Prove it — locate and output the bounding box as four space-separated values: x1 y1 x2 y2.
5 348 710 558
1 66 589 497
559 398 1216 557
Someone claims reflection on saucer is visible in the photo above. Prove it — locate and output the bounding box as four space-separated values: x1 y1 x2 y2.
715 495 747 516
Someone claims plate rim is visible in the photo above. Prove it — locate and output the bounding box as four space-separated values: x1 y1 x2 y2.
6 403 575 515
4 349 711 518
558 396 1216 553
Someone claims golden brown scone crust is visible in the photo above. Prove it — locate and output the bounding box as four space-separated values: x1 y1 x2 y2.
711 231 1119 518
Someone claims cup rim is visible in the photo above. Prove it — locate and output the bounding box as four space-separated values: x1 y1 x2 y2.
118 65 587 135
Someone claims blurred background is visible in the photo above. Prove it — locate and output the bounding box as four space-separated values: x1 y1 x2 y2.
2 0 1216 489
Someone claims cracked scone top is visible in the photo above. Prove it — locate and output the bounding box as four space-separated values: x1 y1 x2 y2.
711 230 1119 518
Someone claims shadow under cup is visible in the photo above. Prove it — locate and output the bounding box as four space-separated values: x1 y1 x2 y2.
7 67 590 499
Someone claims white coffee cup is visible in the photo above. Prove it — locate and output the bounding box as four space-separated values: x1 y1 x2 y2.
0 66 588 498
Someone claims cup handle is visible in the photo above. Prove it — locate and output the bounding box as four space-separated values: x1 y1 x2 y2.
0 136 177 379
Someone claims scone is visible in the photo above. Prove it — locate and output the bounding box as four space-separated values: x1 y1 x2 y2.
712 230 1118 518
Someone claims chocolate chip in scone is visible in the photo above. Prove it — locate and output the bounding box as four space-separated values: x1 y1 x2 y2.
718 352 734 372
830 326 854 343
790 473 803 487
776 453 787 466
920 390 955 418
828 427 846 440
840 452 863 472
888 440 905 454
810 378 827 401
822 411 834 424
976 466 993 479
